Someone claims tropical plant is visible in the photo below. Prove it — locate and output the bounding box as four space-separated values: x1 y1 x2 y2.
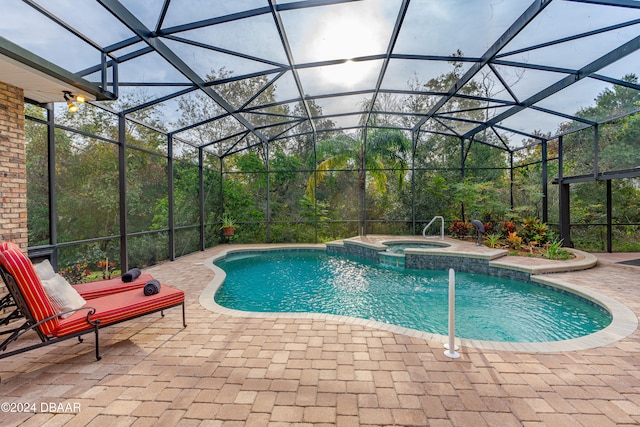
482 221 494 235
221 213 236 228
484 233 502 248
220 213 237 238
96 259 117 280
532 221 548 245
306 127 411 235
521 217 548 245
545 239 571 260
507 231 522 250
500 220 517 237
59 261 91 284
448 221 470 239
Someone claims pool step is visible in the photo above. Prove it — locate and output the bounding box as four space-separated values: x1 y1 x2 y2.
379 252 405 268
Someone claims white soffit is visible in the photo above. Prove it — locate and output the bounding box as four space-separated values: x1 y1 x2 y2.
0 36 112 104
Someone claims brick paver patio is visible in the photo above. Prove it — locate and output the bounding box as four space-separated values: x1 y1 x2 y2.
1 241 639 426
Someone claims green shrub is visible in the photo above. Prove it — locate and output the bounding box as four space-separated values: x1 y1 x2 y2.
484 233 502 248
545 239 571 260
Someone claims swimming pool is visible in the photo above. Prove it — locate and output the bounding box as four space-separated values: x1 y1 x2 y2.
383 242 442 254
213 250 611 343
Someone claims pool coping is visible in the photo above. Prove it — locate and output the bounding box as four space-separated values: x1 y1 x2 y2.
340 235 599 274
198 242 638 353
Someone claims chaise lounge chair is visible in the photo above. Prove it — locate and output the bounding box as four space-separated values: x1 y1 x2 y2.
0 241 152 300
0 246 186 361
0 242 153 328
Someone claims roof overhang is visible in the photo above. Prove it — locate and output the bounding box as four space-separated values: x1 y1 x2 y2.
0 36 115 104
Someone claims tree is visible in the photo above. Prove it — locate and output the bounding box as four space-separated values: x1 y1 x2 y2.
173 67 289 157
550 75 640 250
288 99 337 160
404 52 511 223
26 91 170 268
576 74 640 122
306 127 411 235
25 105 50 246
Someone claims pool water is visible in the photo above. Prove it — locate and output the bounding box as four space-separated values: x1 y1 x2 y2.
214 250 611 342
384 242 441 254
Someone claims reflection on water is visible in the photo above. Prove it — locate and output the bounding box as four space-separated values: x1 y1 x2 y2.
214 250 611 343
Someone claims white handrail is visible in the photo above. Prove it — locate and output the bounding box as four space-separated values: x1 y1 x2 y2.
422 216 444 240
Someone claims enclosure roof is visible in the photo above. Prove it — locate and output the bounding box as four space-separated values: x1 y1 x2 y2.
3 0 640 154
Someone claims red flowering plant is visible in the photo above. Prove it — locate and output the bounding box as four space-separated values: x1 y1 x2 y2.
59 262 91 284
96 259 117 280
500 220 517 236
448 221 470 239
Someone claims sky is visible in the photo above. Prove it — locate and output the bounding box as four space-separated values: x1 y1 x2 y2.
1 0 639 146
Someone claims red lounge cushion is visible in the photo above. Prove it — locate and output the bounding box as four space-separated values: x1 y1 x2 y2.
0 249 59 335
73 274 154 299
0 242 21 252
53 285 185 337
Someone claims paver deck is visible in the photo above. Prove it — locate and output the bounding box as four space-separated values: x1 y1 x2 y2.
1 239 639 426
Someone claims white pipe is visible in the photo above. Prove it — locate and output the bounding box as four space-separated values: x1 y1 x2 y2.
444 268 460 359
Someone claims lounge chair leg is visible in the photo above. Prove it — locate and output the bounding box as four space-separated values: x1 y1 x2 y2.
160 310 165 317
182 303 187 328
94 323 101 361
78 336 83 343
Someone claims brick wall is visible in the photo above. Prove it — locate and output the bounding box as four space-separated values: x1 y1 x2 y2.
0 81 27 250
0 81 27 308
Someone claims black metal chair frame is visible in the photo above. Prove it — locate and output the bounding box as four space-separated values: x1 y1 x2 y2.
0 265 186 364
0 292 21 326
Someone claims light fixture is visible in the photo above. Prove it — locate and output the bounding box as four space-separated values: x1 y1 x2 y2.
63 91 85 112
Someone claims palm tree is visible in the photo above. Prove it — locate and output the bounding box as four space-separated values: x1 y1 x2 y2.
306 128 411 236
